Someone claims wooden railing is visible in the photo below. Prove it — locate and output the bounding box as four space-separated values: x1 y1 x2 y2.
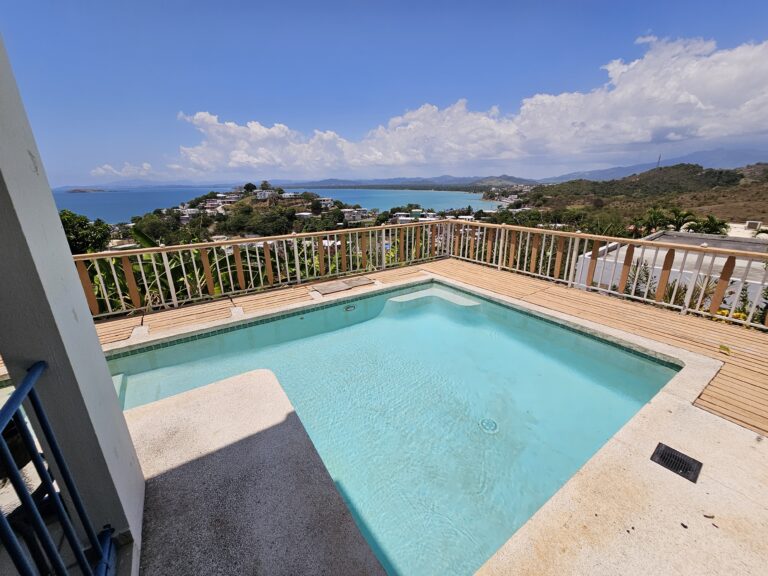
72 220 768 330
72 221 452 318
449 221 768 330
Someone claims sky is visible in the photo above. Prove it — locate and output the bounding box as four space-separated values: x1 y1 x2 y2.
2 0 768 186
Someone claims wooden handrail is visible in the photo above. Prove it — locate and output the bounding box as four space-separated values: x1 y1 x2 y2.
457 220 768 261
72 220 439 260
73 219 768 262
70 217 768 329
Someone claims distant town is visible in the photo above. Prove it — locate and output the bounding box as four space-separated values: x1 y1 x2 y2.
55 162 768 256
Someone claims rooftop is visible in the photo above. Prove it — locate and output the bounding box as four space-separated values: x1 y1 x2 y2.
646 229 768 253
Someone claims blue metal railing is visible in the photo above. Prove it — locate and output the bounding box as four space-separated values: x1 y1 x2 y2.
0 362 116 575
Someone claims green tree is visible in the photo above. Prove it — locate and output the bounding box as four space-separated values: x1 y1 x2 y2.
243 182 257 193
688 215 729 235
667 207 696 231
59 209 111 254
642 206 669 232
260 180 272 191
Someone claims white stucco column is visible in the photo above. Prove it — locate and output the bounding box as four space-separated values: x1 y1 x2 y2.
0 37 144 572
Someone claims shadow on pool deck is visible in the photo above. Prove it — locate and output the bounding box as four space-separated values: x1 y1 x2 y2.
124 371 385 575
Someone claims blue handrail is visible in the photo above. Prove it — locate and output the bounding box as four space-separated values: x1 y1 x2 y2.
0 361 116 575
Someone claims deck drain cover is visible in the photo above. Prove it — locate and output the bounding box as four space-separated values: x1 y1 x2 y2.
650 443 702 483
480 418 498 434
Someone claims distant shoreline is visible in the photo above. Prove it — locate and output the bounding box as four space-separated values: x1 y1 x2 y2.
285 184 487 192
67 188 106 194
54 185 499 223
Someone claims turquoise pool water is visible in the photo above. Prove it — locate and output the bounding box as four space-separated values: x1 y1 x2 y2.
109 282 677 575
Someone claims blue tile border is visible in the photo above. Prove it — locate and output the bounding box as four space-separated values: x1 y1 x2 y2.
106 276 679 371
106 280 434 361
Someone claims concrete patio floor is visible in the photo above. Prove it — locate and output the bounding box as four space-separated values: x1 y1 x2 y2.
124 370 384 575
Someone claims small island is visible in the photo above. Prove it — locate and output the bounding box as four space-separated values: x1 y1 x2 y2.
67 188 106 193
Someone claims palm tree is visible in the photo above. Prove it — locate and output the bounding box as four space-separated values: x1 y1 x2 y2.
688 215 729 235
642 207 669 233
667 207 696 231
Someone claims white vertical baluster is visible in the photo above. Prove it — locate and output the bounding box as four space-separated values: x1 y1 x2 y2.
212 247 225 294
160 250 179 307
178 250 192 300
293 237 302 284
682 250 706 312
244 246 255 290
282 240 291 283
563 237 574 281
545 235 554 278
149 253 166 306
630 245 647 296
642 248 661 301
255 243 264 287
223 245 235 291
746 266 768 324
92 259 113 313
135 254 150 306
694 255 717 312
668 250 689 306
567 238 580 287
107 257 125 310
727 260 753 318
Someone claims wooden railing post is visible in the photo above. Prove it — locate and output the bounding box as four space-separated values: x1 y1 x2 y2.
340 233 348 273
414 225 422 261
429 224 437 258
361 233 369 269
121 256 142 308
709 256 736 315
75 260 100 315
507 231 517 269
485 229 495 264
200 248 216 296
655 249 676 302
553 236 565 279
263 242 275 286
232 246 247 291
452 225 460 256
397 228 405 264
586 241 601 287
317 236 327 276
529 233 541 274
614 244 633 294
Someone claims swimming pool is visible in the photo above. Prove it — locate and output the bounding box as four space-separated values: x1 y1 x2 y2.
109 281 678 575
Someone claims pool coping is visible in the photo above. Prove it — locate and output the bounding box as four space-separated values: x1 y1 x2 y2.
101 271 767 576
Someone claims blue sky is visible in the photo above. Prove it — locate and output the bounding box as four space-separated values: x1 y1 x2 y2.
2 0 768 185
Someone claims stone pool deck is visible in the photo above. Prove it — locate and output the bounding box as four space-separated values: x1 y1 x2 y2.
125 370 384 575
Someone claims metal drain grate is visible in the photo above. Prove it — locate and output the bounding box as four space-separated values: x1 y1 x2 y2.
650 443 702 483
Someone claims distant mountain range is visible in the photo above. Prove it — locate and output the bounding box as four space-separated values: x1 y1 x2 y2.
60 148 766 191
286 174 537 188
539 149 768 183
287 149 767 188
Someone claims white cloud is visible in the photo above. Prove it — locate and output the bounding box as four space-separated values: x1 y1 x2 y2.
90 161 153 178
103 36 768 178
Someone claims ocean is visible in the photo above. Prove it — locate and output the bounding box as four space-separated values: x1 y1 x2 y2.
52 185 499 223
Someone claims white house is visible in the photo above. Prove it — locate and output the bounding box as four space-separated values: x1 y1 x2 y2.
255 189 278 200
574 230 768 308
